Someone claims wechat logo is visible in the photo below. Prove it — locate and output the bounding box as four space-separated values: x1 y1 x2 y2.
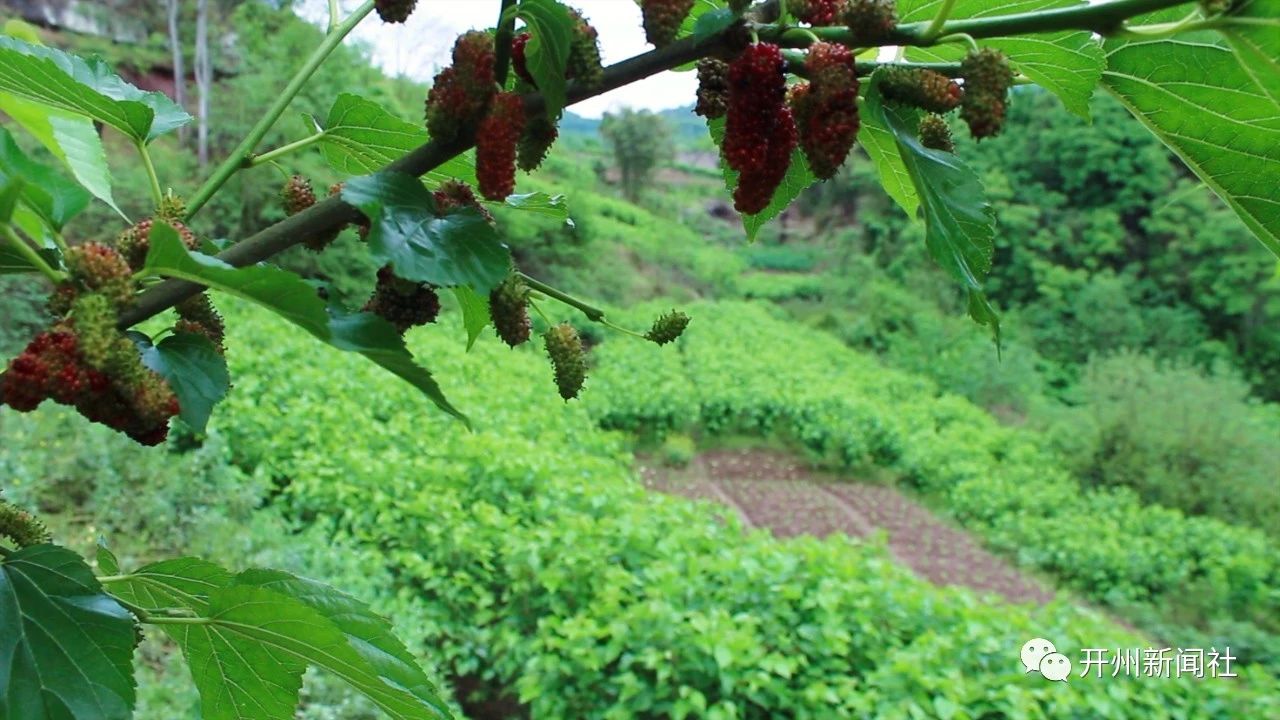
1022 638 1072 682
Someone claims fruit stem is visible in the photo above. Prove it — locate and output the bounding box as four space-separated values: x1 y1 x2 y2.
924 0 959 40
247 131 327 167
493 0 518 87
184 0 375 219
518 272 605 322
935 32 979 52
135 140 164 206
2 225 67 283
327 0 340 32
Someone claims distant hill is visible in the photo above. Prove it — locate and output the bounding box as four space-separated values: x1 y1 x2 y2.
562 105 713 150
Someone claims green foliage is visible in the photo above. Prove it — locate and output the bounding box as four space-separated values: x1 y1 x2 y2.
1041 352 1280 536
203 300 1275 718
0 545 137 720
1104 21 1280 256
136 332 230 433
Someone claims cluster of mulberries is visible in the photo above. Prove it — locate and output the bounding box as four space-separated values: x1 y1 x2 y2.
791 0 844 25
176 293 226 353
918 113 955 152
364 266 441 333
489 274 531 348
426 31 497 143
960 48 1014 139
476 92 527 200
695 59 730 119
0 498 51 548
878 67 963 113
645 310 690 345
791 42 859 180
723 43 797 214
374 0 417 23
844 0 898 43
544 322 586 400
641 0 695 48
2 305 178 445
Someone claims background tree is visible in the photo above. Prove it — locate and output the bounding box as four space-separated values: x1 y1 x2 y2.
600 108 671 202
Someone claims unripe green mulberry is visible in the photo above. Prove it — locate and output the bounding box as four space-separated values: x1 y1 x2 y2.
156 192 187 222
878 67 963 113
0 498 51 548
567 8 605 91
375 0 417 23
695 58 730 119
844 0 897 43
518 93 560 172
645 310 690 345
64 243 134 310
918 113 955 152
960 48 1014 139
489 274 531 348
641 0 695 48
544 322 586 400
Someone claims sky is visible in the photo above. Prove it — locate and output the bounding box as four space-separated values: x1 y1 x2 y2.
299 0 699 118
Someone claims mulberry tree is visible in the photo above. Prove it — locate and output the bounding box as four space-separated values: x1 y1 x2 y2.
1 0 1279 717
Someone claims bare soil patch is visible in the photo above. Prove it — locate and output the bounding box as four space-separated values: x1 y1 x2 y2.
639 448 1053 604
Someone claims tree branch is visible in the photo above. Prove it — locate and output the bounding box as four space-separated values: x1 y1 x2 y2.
118 28 730 330
763 0 1194 46
115 0 1193 331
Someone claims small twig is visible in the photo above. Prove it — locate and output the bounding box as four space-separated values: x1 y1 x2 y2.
246 131 326 167
135 140 164 206
493 0 518 87
3 225 66 283
518 272 605 322
924 0 959 40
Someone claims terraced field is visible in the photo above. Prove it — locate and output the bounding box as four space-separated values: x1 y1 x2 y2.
640 449 1053 604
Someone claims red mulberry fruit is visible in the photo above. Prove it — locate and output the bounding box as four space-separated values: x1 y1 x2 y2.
476 92 526 201
844 0 898 43
918 113 955 152
426 31 497 143
960 48 1014 139
733 104 797 214
723 43 788 177
375 0 417 23
793 41 859 180
695 58 730 119
512 32 534 84
282 175 317 216
363 266 440 333
544 322 586 400
489 274 531 348
645 310 690 345
791 0 844 25
878 67 963 113
641 0 695 48
432 180 496 224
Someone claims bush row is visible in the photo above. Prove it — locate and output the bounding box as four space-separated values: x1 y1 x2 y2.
587 302 1280 639
206 300 1276 718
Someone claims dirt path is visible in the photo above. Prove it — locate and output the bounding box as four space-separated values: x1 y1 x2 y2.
639 448 1053 604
